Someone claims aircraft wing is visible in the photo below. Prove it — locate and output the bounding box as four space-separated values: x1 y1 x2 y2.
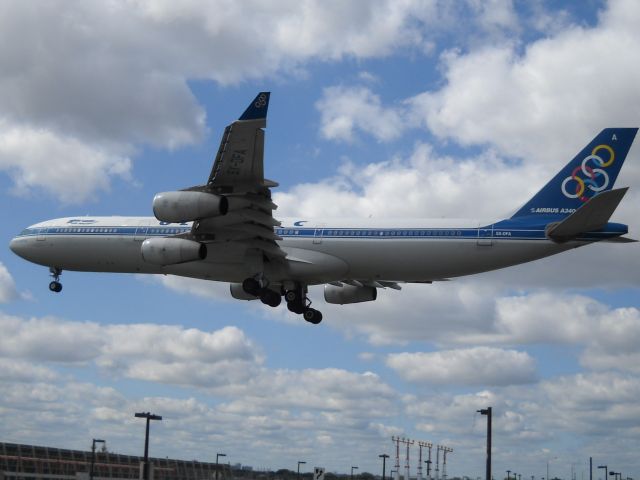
185 92 286 261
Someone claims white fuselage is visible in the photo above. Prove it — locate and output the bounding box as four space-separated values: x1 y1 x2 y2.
9 216 583 285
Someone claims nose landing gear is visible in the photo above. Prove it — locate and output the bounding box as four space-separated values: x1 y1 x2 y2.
48 267 62 293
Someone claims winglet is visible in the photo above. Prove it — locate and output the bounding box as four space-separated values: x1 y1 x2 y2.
239 92 270 121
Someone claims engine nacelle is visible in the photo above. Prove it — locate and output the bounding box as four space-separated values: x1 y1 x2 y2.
229 283 259 301
324 284 377 305
141 238 206 265
152 191 228 223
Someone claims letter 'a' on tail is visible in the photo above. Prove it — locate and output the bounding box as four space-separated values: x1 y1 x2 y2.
511 128 638 218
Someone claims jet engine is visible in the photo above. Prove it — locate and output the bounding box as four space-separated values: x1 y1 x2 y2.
152 191 228 223
229 283 259 300
324 284 377 304
141 238 206 265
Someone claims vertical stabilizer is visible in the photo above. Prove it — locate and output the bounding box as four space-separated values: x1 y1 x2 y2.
511 128 637 218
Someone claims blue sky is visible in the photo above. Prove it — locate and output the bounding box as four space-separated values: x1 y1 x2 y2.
1 0 640 478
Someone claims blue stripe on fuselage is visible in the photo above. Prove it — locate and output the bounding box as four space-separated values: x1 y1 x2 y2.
15 222 626 242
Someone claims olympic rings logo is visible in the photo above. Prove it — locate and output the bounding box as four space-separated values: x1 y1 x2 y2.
254 93 267 109
561 144 615 201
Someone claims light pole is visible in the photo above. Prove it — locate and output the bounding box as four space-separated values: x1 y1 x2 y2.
380 454 390 480
90 439 105 480
478 407 492 480
134 412 162 480
547 457 558 480
352 466 359 480
425 460 432 480
297 461 306 480
598 465 608 480
216 453 227 480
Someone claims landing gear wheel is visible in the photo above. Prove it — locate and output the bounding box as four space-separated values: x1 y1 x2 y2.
242 278 261 296
303 308 322 324
284 290 299 303
48 267 63 293
287 301 305 314
260 289 282 308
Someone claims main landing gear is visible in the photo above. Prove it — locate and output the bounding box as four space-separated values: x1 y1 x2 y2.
242 277 281 307
284 284 322 324
48 267 62 293
242 278 322 324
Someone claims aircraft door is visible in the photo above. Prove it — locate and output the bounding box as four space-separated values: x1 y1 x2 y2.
477 224 493 246
313 225 325 244
134 222 148 241
37 228 47 241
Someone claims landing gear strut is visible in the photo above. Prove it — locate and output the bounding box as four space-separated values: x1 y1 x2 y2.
48 267 62 293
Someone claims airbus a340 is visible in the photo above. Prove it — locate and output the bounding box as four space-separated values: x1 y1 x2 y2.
9 92 637 324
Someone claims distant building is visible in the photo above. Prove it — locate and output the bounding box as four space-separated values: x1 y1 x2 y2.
0 442 229 480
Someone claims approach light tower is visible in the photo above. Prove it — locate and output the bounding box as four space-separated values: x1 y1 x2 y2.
435 446 442 480
404 438 415 480
392 437 401 480
441 447 453 480
392 437 414 480
417 442 433 480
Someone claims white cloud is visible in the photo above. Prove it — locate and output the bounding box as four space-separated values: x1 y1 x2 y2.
150 274 237 302
0 313 103 363
386 347 537 386
581 307 640 373
456 292 607 345
316 86 406 143
0 262 18 303
410 0 640 167
0 0 545 203
0 358 58 382
470 0 519 34
275 142 528 220
0 0 443 202
0 313 261 387
0 122 131 203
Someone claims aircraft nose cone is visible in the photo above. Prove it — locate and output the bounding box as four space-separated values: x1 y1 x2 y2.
9 236 28 259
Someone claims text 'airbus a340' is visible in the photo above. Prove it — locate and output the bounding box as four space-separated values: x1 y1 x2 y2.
9 92 638 324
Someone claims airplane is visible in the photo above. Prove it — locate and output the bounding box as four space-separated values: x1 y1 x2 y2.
8 92 638 324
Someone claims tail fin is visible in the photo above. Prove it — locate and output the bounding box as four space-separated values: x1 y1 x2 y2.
511 128 637 218
239 92 270 121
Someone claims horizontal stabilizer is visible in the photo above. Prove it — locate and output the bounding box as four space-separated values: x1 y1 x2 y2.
546 187 628 241
601 236 638 243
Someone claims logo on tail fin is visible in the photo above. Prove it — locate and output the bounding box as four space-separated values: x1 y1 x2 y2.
560 143 615 202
